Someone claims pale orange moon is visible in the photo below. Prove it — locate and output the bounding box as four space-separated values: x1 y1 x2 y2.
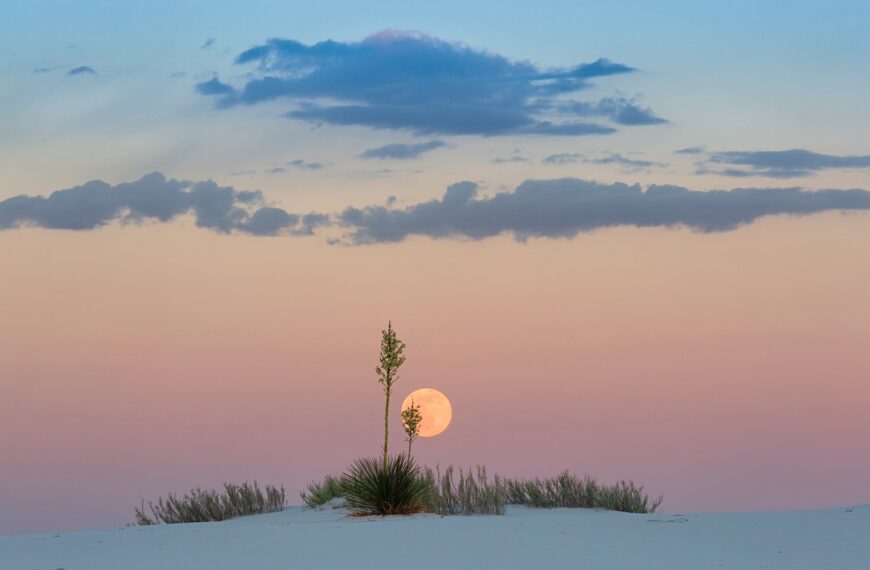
401 388 452 438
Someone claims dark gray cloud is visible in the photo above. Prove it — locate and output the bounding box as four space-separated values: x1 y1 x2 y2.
195 30 659 136
338 178 870 244
696 149 870 178
68 66 96 76
0 172 325 236
361 140 446 160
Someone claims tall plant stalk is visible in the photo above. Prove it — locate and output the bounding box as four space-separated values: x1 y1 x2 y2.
375 321 406 470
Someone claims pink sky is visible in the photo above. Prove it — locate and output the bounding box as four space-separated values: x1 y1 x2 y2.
2 211 868 535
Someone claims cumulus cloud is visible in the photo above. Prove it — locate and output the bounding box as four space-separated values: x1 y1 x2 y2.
338 178 870 244
695 149 870 178
68 66 96 76
195 30 660 136
0 172 325 236
361 140 446 160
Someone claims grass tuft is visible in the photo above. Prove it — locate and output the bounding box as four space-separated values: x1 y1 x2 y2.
300 474 345 509
134 481 286 525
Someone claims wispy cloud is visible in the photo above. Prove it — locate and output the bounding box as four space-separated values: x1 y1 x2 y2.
201 38 216 49
68 66 96 76
286 159 326 170
196 30 659 137
491 150 528 164
694 148 870 178
543 152 663 170
361 140 446 160
563 96 667 126
543 153 583 165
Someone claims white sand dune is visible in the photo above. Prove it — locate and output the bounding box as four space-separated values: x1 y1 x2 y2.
2 505 868 569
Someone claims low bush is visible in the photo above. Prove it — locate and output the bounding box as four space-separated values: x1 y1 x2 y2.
342 455 429 516
134 481 286 525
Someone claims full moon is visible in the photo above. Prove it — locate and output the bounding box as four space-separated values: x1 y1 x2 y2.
401 388 452 438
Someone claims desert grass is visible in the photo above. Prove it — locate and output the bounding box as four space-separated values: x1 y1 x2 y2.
134 481 286 525
343 455 429 516
300 473 345 508
503 471 663 513
421 465 506 515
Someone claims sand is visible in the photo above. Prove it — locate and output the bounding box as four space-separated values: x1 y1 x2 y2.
2 504 868 569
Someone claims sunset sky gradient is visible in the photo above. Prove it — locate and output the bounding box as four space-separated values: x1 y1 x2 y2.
2 0 869 535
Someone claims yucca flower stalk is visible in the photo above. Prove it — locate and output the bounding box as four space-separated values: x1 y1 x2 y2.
375 321 406 469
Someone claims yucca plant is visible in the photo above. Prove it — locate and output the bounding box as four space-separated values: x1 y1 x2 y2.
343 454 429 516
375 322 406 470
401 398 423 458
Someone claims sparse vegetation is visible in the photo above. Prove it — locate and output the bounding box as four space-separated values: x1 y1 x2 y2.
134 481 285 525
503 472 662 513
421 465 506 515
343 454 429 516
300 474 345 509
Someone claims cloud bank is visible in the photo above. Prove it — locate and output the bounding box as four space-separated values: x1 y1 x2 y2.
4 174 869 244
339 179 870 243
196 30 662 137
0 172 325 236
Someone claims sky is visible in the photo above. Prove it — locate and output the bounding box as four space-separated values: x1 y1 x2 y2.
1 0 870 535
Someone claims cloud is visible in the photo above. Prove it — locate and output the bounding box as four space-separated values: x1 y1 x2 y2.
201 38 216 49
9 174 869 245
491 155 529 164
361 140 446 160
0 172 325 236
695 149 870 178
196 30 658 136
68 66 96 76
585 153 663 170
563 96 667 125
286 159 325 170
543 152 663 170
32 66 54 74
338 178 870 244
675 146 705 155
543 153 583 165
